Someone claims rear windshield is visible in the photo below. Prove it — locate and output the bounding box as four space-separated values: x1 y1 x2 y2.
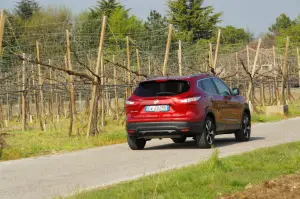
134 80 190 97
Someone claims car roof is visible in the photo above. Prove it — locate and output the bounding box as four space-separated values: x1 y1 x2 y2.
142 73 212 82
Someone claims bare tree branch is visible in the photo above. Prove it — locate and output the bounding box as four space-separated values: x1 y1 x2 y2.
17 54 96 83
104 58 148 78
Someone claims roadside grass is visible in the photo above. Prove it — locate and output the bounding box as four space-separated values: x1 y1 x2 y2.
0 117 126 161
65 142 300 199
252 104 300 123
1 104 300 161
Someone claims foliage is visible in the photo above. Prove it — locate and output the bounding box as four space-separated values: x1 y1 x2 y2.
219 26 253 44
74 5 143 55
143 10 169 57
269 13 295 34
145 10 168 31
89 0 125 19
167 0 222 41
13 0 41 20
269 14 300 47
276 22 300 47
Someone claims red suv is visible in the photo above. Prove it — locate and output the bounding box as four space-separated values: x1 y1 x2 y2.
126 74 251 150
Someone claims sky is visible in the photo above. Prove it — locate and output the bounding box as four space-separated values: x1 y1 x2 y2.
1 0 300 36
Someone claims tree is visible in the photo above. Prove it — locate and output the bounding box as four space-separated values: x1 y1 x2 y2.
145 10 168 31
269 14 294 34
268 15 300 47
167 0 222 41
21 6 72 56
276 22 300 47
143 10 168 55
220 26 253 44
14 0 41 20
89 0 124 19
75 6 143 52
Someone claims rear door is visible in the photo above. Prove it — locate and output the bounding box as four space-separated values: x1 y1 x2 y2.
212 78 241 130
130 80 190 122
198 78 225 132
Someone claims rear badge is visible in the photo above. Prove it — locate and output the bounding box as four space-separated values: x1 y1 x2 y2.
154 100 159 104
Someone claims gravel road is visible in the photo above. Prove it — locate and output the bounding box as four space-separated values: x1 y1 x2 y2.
1 118 300 199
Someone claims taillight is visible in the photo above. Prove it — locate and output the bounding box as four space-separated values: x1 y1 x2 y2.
180 96 201 103
126 100 135 105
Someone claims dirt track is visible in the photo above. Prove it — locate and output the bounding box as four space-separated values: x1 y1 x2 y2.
0 118 300 199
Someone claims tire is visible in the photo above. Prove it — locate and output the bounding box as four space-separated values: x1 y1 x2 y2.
172 137 187 144
235 112 251 142
195 116 215 149
127 135 146 150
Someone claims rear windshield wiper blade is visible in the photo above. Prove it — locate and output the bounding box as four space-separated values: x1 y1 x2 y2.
156 92 177 96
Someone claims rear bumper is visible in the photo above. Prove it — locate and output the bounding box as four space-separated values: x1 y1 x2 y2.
126 121 204 139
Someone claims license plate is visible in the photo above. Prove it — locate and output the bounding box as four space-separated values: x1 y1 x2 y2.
145 105 169 112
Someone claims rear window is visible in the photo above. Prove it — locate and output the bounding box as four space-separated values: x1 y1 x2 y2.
134 80 190 97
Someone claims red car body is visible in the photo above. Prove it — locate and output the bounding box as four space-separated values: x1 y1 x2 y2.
125 74 251 150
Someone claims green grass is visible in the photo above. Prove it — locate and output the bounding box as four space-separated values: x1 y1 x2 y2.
65 142 300 199
252 104 300 123
0 117 127 161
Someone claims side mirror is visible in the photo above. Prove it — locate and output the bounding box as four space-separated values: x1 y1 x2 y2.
232 88 240 96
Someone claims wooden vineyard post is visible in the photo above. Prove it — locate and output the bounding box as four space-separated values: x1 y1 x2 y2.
18 71 21 119
247 45 250 71
87 16 107 137
247 38 262 102
287 63 292 102
113 55 119 120
297 47 300 88
136 49 141 81
5 75 9 127
0 10 5 127
209 43 213 71
0 9 5 56
54 69 59 121
66 29 76 136
36 41 45 131
178 40 182 76
22 53 27 131
64 56 68 118
0 96 3 129
261 82 265 106
32 63 40 124
281 37 289 105
49 59 54 122
273 46 279 104
163 24 173 76
213 29 221 72
126 36 131 96
236 52 239 88
101 56 105 127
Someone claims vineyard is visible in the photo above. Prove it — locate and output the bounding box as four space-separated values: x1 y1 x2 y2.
0 8 300 160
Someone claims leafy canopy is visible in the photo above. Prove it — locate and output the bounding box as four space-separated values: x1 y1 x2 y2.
89 0 125 19
269 14 295 34
220 26 253 44
14 0 41 20
167 0 222 41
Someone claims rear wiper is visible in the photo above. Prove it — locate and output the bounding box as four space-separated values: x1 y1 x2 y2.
156 92 177 96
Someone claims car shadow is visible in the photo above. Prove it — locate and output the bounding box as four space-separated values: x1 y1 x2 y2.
144 136 265 150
